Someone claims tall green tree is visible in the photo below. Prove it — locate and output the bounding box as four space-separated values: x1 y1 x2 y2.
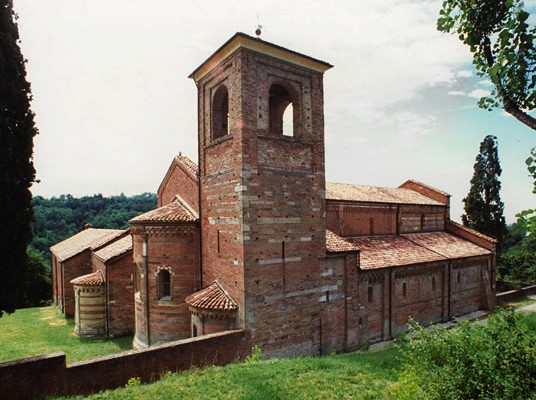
438 0 536 131
0 0 38 316
462 135 506 244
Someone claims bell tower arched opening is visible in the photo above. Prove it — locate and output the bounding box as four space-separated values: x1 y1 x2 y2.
269 83 299 137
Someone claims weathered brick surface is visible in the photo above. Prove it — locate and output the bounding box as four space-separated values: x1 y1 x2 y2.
57 250 93 317
158 157 199 209
0 331 247 400
131 223 200 347
196 46 328 356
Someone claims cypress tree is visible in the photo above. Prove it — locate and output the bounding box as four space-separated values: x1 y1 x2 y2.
0 0 38 316
462 135 507 245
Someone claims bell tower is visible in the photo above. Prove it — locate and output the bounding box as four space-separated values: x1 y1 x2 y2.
190 33 332 356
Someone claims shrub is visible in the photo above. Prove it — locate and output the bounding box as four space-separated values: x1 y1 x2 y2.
393 309 536 399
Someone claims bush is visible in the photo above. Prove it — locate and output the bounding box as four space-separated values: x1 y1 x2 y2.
393 309 536 399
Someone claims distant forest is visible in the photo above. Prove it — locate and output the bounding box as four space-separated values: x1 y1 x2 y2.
31 193 157 265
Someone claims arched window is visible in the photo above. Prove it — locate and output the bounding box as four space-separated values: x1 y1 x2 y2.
402 282 407 297
157 270 171 300
192 324 198 338
212 85 229 140
368 286 374 303
269 84 295 136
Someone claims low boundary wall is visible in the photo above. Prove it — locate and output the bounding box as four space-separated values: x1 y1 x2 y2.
496 285 536 305
0 330 247 400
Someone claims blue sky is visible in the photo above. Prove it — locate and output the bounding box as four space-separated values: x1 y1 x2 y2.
14 0 536 223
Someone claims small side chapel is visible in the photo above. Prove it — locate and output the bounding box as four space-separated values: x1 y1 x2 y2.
52 33 496 357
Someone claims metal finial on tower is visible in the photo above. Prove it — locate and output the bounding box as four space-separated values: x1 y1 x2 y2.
255 12 262 37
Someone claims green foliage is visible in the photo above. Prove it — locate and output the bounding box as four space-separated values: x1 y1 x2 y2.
438 0 536 130
244 345 263 364
462 135 507 244
499 147 536 283
395 309 536 399
31 192 157 264
0 0 38 316
21 248 52 307
125 377 141 387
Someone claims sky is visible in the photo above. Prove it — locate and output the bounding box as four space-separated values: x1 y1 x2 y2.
13 0 536 223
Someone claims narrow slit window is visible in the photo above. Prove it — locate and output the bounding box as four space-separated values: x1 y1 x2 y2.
212 85 229 140
158 270 171 300
368 286 373 303
402 282 407 297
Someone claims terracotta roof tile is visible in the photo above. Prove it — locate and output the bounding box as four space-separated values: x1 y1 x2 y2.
348 231 492 270
94 235 132 262
175 154 198 178
50 228 125 262
185 281 238 313
348 235 445 270
326 230 359 253
446 220 497 243
326 182 443 206
129 200 197 224
402 232 492 259
70 270 104 286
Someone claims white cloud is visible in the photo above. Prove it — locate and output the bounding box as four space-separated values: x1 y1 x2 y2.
448 90 467 96
456 70 473 78
469 89 491 99
394 111 437 144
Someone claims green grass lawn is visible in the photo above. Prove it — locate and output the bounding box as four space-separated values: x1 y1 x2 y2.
57 345 404 400
0 306 132 364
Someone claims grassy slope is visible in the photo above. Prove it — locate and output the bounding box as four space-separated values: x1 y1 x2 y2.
58 345 403 400
0 306 132 363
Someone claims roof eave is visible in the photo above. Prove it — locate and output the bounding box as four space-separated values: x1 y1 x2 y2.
189 32 333 82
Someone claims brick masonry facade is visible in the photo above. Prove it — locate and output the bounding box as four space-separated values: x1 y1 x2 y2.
50 33 496 363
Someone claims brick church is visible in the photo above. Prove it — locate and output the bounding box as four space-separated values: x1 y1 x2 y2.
51 33 496 357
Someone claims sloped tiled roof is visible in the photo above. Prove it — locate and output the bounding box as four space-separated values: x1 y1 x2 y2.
70 270 104 286
50 228 125 262
176 154 198 178
402 232 492 259
447 220 497 243
129 200 197 224
399 179 450 197
326 182 443 206
326 230 359 253
348 232 492 270
185 281 238 314
94 235 132 262
349 235 445 270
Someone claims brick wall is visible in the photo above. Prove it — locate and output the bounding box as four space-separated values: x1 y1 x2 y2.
0 330 247 400
158 158 199 209
62 250 93 317
103 252 135 336
399 180 450 205
131 223 200 347
326 203 397 236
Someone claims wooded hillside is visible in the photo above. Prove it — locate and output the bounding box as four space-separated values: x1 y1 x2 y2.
31 193 157 265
